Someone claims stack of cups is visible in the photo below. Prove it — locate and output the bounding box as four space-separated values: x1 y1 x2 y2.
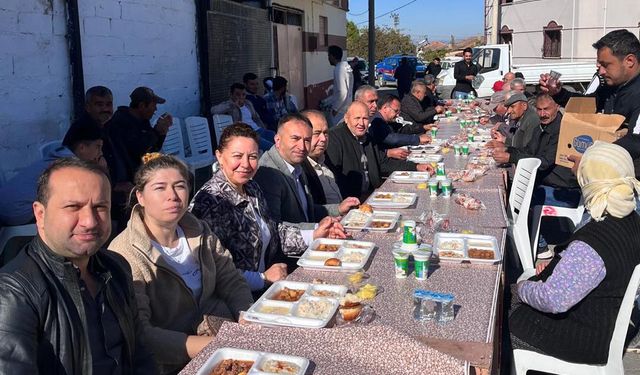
467 133 474 142
462 144 470 156
453 144 461 156
428 178 438 198
413 250 432 280
436 162 446 177
393 249 410 278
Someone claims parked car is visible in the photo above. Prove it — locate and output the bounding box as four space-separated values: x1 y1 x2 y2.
347 56 369 82
375 54 425 87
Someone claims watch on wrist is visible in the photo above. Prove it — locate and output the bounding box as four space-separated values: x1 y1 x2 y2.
259 272 267 282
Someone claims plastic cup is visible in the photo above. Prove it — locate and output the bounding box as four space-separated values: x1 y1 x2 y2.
402 220 417 247
453 144 461 156
430 128 438 137
392 249 410 278
467 133 474 142
445 110 452 118
462 144 470 156
436 162 445 176
413 250 431 280
441 178 452 198
428 179 438 197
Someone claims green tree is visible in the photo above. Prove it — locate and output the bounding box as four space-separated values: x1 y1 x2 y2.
346 24 416 62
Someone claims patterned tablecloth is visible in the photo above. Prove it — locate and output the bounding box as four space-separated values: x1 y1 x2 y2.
180 113 508 374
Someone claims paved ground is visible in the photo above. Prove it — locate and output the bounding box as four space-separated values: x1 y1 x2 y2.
624 352 640 374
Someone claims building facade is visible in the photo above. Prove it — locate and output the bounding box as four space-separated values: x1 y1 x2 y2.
485 0 640 64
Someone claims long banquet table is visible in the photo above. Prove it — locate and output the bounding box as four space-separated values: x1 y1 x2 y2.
181 111 508 375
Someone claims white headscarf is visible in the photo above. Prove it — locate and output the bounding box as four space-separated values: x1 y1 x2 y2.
577 141 640 221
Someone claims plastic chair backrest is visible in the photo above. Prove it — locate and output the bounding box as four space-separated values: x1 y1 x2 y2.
39 140 63 158
212 115 234 145
508 158 541 271
185 116 213 157
160 117 185 158
609 263 640 366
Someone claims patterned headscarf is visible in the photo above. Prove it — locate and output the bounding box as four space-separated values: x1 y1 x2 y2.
577 141 640 221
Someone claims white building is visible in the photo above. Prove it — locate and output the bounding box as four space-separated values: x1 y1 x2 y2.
485 0 640 64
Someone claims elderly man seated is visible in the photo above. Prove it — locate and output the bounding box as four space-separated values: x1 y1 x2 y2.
325 102 433 199
399 78 444 134
369 94 432 158
489 91 540 150
212 82 275 151
253 113 359 229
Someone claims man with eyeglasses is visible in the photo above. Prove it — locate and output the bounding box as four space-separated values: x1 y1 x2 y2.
368 94 431 157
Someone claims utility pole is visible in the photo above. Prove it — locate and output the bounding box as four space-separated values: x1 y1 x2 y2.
368 0 375 85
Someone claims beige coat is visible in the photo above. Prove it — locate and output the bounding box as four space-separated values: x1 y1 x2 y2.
108 205 253 373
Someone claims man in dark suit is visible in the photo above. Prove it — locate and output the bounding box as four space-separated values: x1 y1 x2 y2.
325 102 433 199
253 114 359 229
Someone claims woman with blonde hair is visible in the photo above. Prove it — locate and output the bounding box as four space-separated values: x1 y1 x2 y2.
109 153 253 374
509 141 640 365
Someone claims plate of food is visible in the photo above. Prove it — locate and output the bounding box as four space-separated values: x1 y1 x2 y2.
243 280 347 329
297 239 376 271
407 144 441 154
390 171 433 184
196 347 310 375
433 233 501 264
366 192 417 209
340 207 400 232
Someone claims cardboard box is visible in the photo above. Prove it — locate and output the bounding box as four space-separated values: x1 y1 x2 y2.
555 97 625 168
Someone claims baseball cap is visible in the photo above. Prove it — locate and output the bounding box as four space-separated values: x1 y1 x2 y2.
130 87 166 105
487 91 506 110
504 92 527 107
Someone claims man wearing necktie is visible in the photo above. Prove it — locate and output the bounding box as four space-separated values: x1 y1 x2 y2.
254 113 360 230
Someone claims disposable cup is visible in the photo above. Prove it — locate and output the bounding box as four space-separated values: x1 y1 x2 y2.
462 144 470 156
441 178 452 198
413 250 431 280
392 249 410 278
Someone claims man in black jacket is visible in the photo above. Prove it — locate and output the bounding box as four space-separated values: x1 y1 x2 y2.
539 29 640 178
369 94 431 151
426 57 442 78
400 79 443 133
325 102 433 199
0 158 157 374
394 57 414 100
452 47 478 98
108 87 172 182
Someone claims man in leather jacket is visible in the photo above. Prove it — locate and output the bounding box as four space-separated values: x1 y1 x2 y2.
0 158 157 374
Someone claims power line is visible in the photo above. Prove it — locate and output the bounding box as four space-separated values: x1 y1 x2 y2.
348 9 368 16
355 0 418 25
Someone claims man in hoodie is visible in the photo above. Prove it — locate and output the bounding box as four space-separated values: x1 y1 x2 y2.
0 122 105 226
323 45 354 126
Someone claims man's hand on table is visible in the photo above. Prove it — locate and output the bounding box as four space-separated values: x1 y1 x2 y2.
435 105 445 114
416 163 435 174
316 216 348 239
418 134 432 144
492 149 510 164
387 147 410 160
338 197 361 215
486 140 505 150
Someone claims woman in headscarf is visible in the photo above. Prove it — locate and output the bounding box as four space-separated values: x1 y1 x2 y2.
509 141 640 365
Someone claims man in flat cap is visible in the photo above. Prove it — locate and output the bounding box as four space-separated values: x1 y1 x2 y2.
108 87 173 181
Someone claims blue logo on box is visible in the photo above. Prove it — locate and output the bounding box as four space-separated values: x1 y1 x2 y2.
572 135 593 153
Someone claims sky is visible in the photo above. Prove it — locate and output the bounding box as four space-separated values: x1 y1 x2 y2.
346 0 484 43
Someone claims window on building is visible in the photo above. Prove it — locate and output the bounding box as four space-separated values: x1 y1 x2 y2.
543 21 562 58
501 0 513 4
272 7 303 26
500 25 513 45
319 16 328 47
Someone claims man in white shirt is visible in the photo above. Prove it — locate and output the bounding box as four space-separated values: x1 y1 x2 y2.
300 109 344 204
211 83 276 150
323 45 354 127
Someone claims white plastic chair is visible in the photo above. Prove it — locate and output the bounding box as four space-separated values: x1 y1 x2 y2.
184 116 215 172
0 224 37 259
531 198 586 259
212 114 234 145
512 263 640 375
507 158 541 278
39 140 63 158
160 117 186 159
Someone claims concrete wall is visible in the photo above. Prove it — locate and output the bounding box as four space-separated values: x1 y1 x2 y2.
0 0 200 178
499 0 640 64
